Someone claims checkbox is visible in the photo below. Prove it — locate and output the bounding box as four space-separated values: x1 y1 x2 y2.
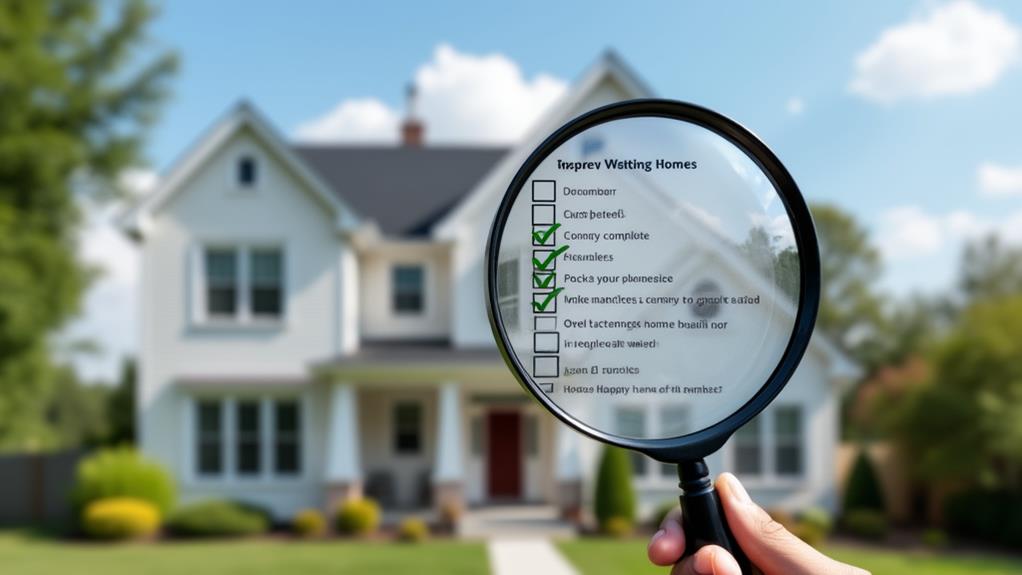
538 382 554 393
532 205 555 226
533 356 559 378
534 331 560 353
535 316 557 331
533 224 557 246
533 290 557 313
532 180 556 202
533 249 558 271
532 271 556 289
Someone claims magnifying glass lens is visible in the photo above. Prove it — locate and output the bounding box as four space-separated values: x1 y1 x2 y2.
493 115 801 440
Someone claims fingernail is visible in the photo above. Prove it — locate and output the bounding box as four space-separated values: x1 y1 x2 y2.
723 473 750 505
693 549 714 574
650 528 665 543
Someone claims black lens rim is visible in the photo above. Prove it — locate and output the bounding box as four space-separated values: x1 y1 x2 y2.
485 99 821 463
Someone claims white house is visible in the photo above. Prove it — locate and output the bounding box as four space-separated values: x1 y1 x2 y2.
122 51 857 523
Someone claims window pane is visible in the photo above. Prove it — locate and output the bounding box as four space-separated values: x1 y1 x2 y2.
205 249 237 317
274 401 301 474
734 417 762 475
660 405 688 437
251 250 283 317
238 156 257 187
774 407 803 476
197 401 222 475
394 402 422 454
497 260 520 331
615 408 647 475
392 266 424 313
236 401 261 475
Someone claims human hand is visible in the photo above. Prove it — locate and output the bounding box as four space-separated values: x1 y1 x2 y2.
647 473 869 575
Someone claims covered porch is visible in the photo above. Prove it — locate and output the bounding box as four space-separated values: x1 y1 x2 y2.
315 342 583 522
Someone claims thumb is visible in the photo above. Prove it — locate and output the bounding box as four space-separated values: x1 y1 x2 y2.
716 473 867 575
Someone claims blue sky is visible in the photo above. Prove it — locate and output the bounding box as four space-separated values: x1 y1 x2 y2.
71 1 1022 379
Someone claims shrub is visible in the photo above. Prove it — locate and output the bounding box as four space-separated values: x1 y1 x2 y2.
72 447 175 517
335 498 381 536
292 509 326 538
843 450 886 514
82 497 160 540
397 517 429 543
798 507 833 535
921 528 949 549
651 500 679 529
166 500 268 538
438 499 464 531
843 509 888 541
594 446 636 526
945 489 1022 548
601 516 634 539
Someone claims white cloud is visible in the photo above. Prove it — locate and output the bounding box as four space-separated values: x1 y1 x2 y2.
786 97 805 115
63 169 155 381
293 98 400 143
293 44 568 144
850 0 1020 103
978 162 1022 197
876 204 1022 262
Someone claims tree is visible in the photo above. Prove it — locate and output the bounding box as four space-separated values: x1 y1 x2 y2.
594 445 636 528
960 235 1022 302
893 295 1022 489
842 450 887 514
0 0 175 450
107 357 137 445
809 203 886 368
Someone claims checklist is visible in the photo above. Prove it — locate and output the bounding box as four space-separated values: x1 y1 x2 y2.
530 179 564 393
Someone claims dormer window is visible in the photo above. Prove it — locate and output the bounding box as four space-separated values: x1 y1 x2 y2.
237 155 257 188
392 264 424 314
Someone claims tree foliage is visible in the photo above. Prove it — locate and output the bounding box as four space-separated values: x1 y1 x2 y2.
594 445 636 526
0 0 174 450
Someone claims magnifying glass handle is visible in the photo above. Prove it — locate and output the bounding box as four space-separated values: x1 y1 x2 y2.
678 459 753 573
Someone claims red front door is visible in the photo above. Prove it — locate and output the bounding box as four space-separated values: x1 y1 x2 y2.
487 411 522 499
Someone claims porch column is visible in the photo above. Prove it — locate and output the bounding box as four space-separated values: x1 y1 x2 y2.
433 382 465 527
325 382 362 512
555 423 584 522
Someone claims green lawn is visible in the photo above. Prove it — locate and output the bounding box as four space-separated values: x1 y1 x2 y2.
0 531 488 575
557 539 1022 575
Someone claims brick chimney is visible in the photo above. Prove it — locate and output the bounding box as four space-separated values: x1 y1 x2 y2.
401 83 424 147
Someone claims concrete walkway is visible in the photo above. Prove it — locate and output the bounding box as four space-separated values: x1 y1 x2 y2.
487 538 580 575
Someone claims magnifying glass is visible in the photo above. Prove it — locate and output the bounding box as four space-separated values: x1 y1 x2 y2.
485 99 819 572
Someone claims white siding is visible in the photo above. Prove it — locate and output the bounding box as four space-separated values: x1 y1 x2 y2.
358 243 452 341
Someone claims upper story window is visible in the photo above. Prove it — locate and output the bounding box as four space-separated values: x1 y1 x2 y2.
200 245 284 324
392 265 424 314
774 406 804 477
731 406 805 480
237 155 258 188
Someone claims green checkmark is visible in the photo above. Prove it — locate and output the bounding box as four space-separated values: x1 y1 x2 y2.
532 288 564 312
533 245 569 271
532 222 561 245
533 272 555 288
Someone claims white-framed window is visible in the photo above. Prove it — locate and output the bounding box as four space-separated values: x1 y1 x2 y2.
393 401 423 455
198 244 285 324
392 265 425 314
729 405 805 480
496 259 520 332
774 406 804 477
236 154 258 189
191 396 303 480
614 404 691 480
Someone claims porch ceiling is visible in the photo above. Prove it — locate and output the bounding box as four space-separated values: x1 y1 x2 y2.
313 341 513 385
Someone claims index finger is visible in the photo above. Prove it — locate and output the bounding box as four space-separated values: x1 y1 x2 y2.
648 506 686 566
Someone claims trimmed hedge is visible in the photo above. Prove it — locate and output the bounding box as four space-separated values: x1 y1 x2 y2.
601 516 634 538
335 498 381 536
166 500 269 538
594 445 636 526
843 509 888 541
397 517 429 543
72 447 175 517
945 489 1022 549
843 450 886 514
82 497 160 540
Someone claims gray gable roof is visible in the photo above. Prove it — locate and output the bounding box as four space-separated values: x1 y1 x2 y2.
293 145 509 237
